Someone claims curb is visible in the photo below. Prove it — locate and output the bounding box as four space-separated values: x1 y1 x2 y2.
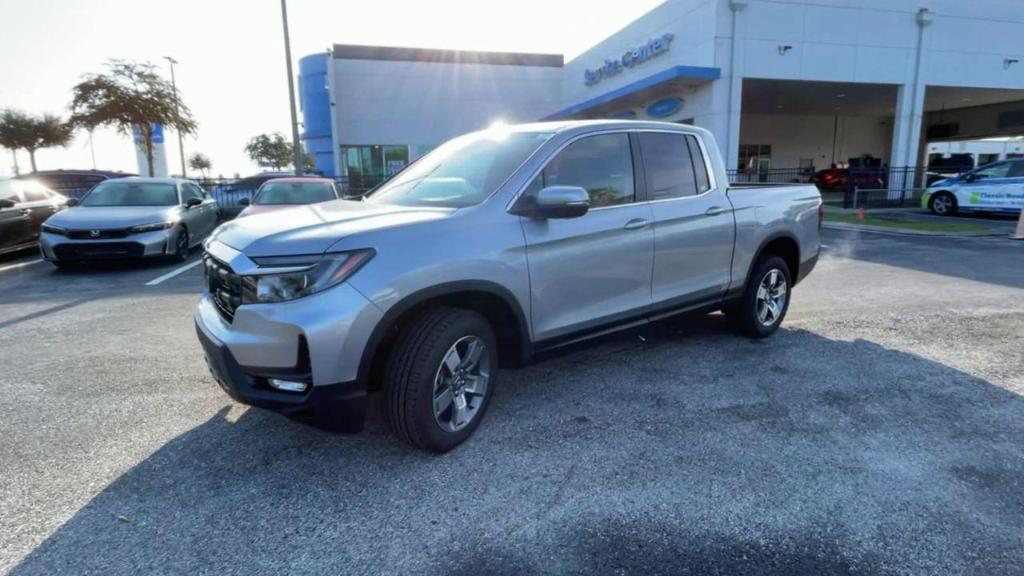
822 222 1008 238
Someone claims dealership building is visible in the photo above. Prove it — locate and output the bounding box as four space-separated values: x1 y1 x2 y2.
298 0 1024 184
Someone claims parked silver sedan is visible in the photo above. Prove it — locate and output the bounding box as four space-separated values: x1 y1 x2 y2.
39 177 219 267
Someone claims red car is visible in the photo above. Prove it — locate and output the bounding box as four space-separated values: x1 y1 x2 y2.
237 177 341 218
813 168 884 191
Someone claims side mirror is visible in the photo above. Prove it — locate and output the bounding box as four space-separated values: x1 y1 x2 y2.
185 197 203 208
0 198 15 209
238 197 251 206
963 173 978 182
513 186 590 219
65 198 79 207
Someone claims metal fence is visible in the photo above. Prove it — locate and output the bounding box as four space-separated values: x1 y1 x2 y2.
727 166 967 209
727 167 815 185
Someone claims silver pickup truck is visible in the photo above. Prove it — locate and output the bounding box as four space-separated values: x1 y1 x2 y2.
195 120 822 452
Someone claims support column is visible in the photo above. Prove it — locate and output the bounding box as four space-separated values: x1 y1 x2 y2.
889 8 932 198
726 0 748 173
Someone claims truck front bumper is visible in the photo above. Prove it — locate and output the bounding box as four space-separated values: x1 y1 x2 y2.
195 307 368 432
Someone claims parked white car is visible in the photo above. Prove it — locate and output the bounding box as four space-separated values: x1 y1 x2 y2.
923 159 1024 216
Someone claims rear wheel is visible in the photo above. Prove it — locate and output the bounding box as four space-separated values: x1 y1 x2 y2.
384 307 497 452
929 191 957 216
725 255 791 338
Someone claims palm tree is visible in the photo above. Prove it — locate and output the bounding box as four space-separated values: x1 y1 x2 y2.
70 60 197 176
188 152 211 178
0 110 74 172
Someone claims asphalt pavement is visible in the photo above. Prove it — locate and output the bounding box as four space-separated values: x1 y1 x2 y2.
1 230 1023 575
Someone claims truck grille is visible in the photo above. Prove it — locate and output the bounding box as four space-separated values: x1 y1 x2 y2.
204 255 243 322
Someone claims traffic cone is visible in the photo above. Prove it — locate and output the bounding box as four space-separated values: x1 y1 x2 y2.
1012 208 1024 240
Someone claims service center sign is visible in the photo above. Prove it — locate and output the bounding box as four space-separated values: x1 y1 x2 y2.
584 34 674 87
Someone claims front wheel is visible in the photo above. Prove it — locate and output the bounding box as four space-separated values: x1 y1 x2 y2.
384 307 498 452
725 255 792 338
169 228 189 263
929 192 957 216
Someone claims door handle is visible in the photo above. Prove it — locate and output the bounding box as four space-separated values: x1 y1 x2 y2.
623 218 650 230
19 208 31 217
705 206 726 217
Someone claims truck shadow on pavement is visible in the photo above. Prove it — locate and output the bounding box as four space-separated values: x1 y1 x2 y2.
10 315 1024 575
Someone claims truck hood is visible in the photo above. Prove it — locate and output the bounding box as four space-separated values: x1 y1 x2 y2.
208 199 453 256
46 206 181 229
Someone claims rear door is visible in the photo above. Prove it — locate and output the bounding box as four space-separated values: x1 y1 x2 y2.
519 131 655 342
639 131 735 308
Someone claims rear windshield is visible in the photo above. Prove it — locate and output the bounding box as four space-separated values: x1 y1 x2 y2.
365 129 552 208
254 182 336 205
82 182 178 207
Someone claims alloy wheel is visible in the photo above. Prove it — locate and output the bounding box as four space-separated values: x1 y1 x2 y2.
431 335 490 432
755 268 788 327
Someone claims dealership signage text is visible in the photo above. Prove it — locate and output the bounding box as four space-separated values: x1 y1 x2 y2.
584 34 674 87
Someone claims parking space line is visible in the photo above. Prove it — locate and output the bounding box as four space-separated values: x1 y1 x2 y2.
0 258 44 274
145 259 204 286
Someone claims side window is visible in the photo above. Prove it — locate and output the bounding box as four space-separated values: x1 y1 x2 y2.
0 185 19 205
687 135 712 193
181 184 203 201
543 133 634 208
973 162 1011 180
638 132 697 200
1007 161 1024 178
23 188 49 202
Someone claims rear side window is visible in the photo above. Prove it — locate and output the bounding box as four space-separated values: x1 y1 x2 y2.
23 188 49 202
638 132 697 200
543 133 635 208
1008 161 1024 178
687 135 711 193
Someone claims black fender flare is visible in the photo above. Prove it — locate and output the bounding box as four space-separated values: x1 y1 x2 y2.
356 280 532 387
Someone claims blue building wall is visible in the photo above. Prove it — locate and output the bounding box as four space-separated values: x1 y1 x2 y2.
298 53 334 177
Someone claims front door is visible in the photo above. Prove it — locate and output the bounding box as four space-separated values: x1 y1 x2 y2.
519 132 654 342
638 132 735 308
960 160 1024 213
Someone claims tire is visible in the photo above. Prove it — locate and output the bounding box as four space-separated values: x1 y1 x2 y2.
929 191 957 216
170 227 189 263
725 255 792 338
384 306 498 452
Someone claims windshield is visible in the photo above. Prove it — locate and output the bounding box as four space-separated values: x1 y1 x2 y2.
254 182 336 205
365 130 552 208
82 181 178 207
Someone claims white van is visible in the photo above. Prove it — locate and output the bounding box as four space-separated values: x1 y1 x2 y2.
923 159 1024 216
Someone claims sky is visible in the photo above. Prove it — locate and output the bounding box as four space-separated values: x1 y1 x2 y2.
0 0 665 178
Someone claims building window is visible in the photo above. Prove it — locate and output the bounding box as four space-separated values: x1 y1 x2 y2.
340 145 409 192
738 144 771 171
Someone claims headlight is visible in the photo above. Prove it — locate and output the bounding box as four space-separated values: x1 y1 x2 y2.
128 221 175 233
241 249 375 304
41 223 67 236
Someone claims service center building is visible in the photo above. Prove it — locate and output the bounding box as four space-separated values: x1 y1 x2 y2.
299 0 1024 185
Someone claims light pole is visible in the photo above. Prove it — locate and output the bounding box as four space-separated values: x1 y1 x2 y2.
163 56 187 177
280 0 303 175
